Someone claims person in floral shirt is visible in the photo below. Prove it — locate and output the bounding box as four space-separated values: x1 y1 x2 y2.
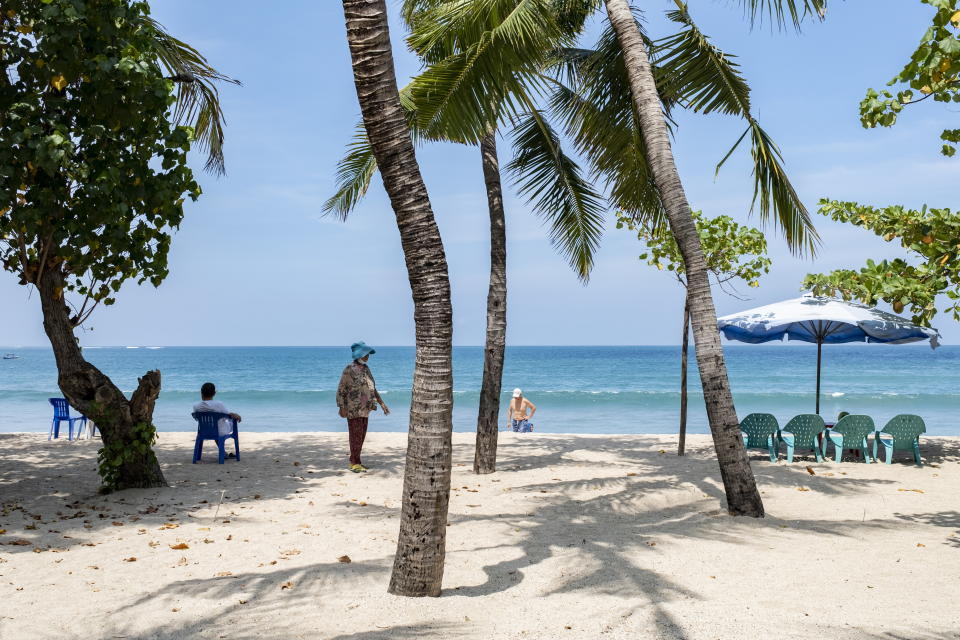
336 341 390 472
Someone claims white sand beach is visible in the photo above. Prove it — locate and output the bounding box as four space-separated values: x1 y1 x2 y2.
1 431 958 640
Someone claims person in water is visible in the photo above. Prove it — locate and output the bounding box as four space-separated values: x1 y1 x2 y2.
506 388 536 432
336 341 390 472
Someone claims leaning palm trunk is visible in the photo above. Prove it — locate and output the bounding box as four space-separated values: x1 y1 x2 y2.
604 0 763 517
474 132 507 474
342 0 455 595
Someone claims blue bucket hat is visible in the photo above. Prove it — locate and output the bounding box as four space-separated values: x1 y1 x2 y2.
351 341 376 361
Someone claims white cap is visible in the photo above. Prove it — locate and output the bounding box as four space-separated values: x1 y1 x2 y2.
512 388 522 398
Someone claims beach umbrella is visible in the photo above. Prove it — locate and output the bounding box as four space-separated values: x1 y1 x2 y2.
716 294 940 413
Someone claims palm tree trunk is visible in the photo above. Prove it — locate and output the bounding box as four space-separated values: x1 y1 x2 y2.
678 293 689 456
342 0 455 596
474 132 507 474
36 267 166 490
604 0 763 517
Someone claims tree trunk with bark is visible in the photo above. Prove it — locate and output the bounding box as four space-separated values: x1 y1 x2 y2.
604 0 764 517
342 0 455 596
474 132 507 475
678 294 689 456
36 267 166 490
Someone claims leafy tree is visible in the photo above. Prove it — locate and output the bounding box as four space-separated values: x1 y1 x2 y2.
0 0 232 489
341 0 455 597
617 212 770 455
803 200 958 325
859 0 960 156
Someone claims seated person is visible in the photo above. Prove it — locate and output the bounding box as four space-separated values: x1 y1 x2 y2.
193 382 241 438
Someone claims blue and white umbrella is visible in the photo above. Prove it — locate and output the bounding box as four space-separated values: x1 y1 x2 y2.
717 294 940 413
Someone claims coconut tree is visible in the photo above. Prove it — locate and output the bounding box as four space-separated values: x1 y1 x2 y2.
597 0 825 515
326 3 604 475
391 0 823 517
341 0 457 597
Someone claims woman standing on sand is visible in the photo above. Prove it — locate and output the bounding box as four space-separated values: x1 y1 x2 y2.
336 341 390 472
506 388 536 432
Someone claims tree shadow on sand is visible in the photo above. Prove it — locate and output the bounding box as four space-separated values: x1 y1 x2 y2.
84 433 956 640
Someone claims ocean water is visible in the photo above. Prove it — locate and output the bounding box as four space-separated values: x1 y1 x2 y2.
0 345 957 435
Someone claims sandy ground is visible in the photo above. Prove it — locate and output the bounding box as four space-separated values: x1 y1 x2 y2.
1 431 959 640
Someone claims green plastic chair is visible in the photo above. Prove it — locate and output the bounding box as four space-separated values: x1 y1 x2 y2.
823 414 875 463
779 414 826 463
739 413 779 462
873 414 925 466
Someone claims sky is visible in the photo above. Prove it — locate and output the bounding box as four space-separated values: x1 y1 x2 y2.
2 0 959 347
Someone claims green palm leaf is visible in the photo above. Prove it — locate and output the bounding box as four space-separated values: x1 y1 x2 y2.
322 124 377 220
506 108 606 280
143 17 240 176
732 0 827 29
657 4 818 254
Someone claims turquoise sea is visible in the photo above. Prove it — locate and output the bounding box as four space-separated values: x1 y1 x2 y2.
0 345 956 435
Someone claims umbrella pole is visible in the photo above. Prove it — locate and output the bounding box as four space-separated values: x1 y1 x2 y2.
815 338 822 414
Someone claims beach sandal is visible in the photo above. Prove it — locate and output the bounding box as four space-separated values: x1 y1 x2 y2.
357 464 369 472
349 464 362 473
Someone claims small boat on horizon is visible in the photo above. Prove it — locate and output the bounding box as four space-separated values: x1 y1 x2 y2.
3 353 20 360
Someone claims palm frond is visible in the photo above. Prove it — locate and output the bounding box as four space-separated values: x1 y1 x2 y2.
714 121 818 254
548 26 665 226
143 17 240 176
730 0 827 29
658 5 818 254
655 7 750 116
322 124 378 220
406 0 571 142
506 108 606 281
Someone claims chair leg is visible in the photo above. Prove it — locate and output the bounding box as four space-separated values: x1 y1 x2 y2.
193 437 203 463
49 419 55 441
913 442 922 466
882 441 893 464
234 436 240 462
814 443 823 463
217 438 226 464
786 444 794 463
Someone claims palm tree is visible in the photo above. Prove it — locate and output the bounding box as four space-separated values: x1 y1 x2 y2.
326 5 603 475
598 0 825 516
394 0 825 517
340 0 456 597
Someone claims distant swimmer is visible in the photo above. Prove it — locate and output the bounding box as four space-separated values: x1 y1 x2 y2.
506 388 536 433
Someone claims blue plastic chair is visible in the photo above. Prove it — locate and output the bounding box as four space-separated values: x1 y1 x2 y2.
48 398 88 441
778 414 826 463
823 414 875 463
192 412 240 464
739 413 780 462
873 414 925 466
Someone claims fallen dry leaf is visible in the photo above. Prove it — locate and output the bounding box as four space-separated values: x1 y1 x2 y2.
175 557 188 566
338 555 352 563
148 541 160 548
280 581 294 590
203 538 214 544
169 543 189 550
645 541 657 547
239 599 248 604
171 608 180 612
159 523 179 530
797 487 810 492
215 571 233 577
626 472 637 477
5 539 31 546
123 557 137 562
281 549 301 557
805 466 816 476
898 488 924 494
916 543 926 548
